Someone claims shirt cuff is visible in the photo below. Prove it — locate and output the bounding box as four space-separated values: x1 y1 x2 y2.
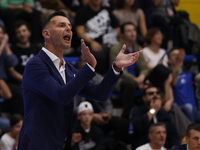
112 64 121 75
86 63 95 72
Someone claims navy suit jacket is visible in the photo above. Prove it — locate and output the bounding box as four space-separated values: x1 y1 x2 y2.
170 144 187 150
18 50 122 150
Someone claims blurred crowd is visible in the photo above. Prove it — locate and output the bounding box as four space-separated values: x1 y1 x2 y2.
0 0 200 150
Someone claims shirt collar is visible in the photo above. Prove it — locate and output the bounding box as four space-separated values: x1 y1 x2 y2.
42 47 66 70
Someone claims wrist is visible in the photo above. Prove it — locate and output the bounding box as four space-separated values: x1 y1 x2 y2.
113 61 123 72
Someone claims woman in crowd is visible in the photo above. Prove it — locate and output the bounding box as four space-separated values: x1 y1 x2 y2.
112 0 147 38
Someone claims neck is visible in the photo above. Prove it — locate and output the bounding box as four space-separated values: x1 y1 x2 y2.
80 122 90 130
147 43 160 53
125 40 135 52
89 3 101 12
149 142 162 150
8 131 17 139
44 43 64 60
44 43 64 68
16 41 30 48
124 4 132 10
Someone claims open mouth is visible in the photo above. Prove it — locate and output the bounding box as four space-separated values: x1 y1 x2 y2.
63 35 70 41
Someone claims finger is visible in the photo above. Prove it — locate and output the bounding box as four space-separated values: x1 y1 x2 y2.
120 44 126 54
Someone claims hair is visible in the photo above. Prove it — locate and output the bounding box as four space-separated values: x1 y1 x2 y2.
10 114 23 127
120 22 136 34
0 25 5 33
42 11 68 31
186 123 200 137
149 122 166 133
142 83 157 96
116 0 138 11
13 20 31 33
144 28 161 45
147 64 171 94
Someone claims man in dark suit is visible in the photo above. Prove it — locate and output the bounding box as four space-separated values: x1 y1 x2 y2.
18 11 142 150
170 123 200 150
131 84 179 149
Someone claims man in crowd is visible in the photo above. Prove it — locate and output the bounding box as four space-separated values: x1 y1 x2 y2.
130 84 179 149
170 123 200 150
110 22 148 118
11 20 40 80
136 122 167 150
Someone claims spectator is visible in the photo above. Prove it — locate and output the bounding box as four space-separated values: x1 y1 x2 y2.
168 48 200 123
130 84 179 149
0 25 24 115
112 0 147 39
11 20 40 77
0 78 12 100
0 0 41 43
61 0 90 21
35 0 69 21
74 0 120 75
70 101 105 150
143 28 168 71
110 22 148 118
170 123 200 150
0 117 10 137
136 0 154 29
136 122 167 150
147 64 191 137
152 0 185 49
0 114 23 150
179 134 187 145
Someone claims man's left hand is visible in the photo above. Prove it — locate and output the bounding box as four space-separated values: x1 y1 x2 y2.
115 44 142 69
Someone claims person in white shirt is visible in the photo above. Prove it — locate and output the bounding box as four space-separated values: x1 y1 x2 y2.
0 114 23 150
142 28 168 71
136 122 167 150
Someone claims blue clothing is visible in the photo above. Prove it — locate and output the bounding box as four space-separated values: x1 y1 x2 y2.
18 50 122 150
180 103 200 123
0 117 10 134
172 71 197 110
170 144 187 150
0 49 18 79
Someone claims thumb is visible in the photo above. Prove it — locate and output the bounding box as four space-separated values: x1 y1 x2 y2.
120 44 126 54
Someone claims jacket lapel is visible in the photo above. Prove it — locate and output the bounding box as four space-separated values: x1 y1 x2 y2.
38 50 65 85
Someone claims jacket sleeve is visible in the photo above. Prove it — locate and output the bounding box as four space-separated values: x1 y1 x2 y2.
23 58 96 106
23 57 121 106
131 107 151 133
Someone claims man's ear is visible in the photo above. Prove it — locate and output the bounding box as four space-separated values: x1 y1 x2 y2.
148 133 152 141
42 29 50 39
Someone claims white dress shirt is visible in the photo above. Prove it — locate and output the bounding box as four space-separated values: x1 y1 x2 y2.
42 47 120 80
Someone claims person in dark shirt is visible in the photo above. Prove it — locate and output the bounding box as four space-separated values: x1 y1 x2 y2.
131 84 179 149
74 0 120 75
70 101 105 150
11 20 40 77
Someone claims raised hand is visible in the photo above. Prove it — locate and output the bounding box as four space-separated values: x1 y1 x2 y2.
115 44 143 68
81 39 97 69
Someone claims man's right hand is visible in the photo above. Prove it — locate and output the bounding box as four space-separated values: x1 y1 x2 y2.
150 99 162 113
81 39 97 69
